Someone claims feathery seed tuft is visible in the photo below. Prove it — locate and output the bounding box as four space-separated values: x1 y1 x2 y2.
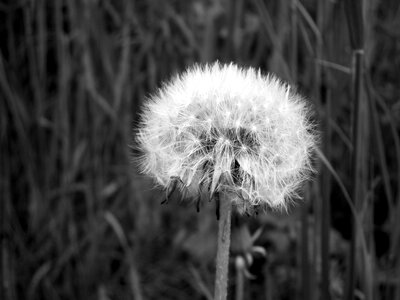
136 62 317 214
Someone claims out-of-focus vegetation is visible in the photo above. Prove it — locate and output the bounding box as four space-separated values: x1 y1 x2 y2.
1 0 399 299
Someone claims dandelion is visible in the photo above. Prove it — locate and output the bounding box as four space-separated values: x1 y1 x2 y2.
135 62 317 300
136 62 316 214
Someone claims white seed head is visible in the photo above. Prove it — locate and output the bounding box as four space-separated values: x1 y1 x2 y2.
135 62 317 214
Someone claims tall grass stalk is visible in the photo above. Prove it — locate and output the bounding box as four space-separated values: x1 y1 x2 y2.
290 0 298 83
347 50 367 300
344 1 368 299
300 192 311 300
317 1 332 299
321 89 332 300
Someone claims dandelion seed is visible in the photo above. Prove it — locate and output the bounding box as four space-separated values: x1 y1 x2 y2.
136 62 317 214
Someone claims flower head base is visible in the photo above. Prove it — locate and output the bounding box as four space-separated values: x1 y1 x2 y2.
136 62 317 214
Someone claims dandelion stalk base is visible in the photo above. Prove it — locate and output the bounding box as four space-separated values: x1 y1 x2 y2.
214 193 232 300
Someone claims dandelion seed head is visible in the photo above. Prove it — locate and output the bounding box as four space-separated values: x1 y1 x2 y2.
136 62 317 214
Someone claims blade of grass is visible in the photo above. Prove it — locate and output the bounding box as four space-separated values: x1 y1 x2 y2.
295 0 322 43
252 0 292 80
344 1 368 299
36 0 47 86
321 89 332 300
344 0 364 51
314 3 325 299
300 189 311 300
315 59 351 74
113 5 131 111
347 49 369 300
316 149 356 229
188 264 213 300
290 0 298 83
104 211 144 300
1 107 16 300
23 1 42 115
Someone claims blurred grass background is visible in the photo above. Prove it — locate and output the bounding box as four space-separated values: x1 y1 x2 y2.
1 0 399 299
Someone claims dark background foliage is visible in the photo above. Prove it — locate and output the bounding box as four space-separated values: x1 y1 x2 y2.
1 0 399 299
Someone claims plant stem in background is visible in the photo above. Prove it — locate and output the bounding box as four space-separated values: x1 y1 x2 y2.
317 0 333 298
344 0 368 299
347 47 368 300
347 40 368 300
214 193 233 300
235 257 245 300
321 89 332 300
300 187 311 300
290 0 298 83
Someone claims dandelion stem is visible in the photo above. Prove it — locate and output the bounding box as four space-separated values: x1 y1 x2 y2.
214 193 233 300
